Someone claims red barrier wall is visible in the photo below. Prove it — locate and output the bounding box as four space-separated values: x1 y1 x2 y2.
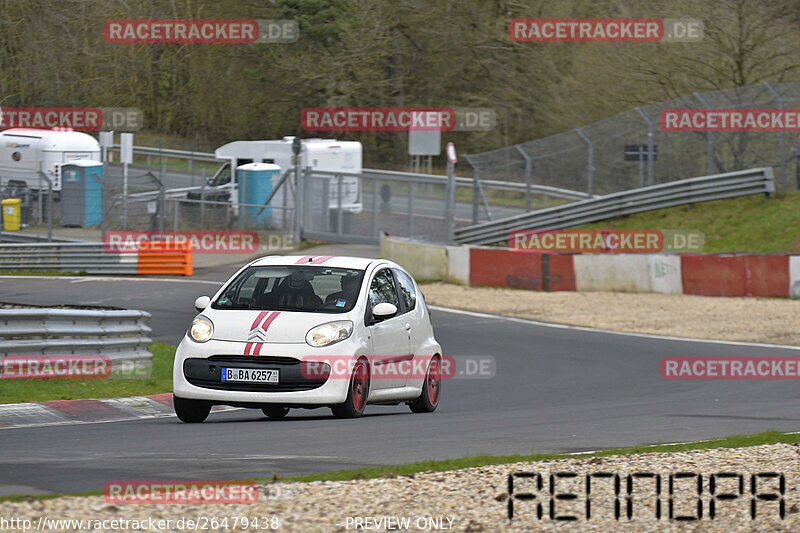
469 248 575 291
681 254 789 297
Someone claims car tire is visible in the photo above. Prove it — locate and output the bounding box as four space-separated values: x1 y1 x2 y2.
331 358 369 419
174 396 211 423
262 406 290 420
409 356 441 413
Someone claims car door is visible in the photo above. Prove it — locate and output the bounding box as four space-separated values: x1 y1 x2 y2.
366 267 411 390
392 268 421 387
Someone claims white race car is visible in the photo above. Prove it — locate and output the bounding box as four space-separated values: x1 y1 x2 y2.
173 255 442 422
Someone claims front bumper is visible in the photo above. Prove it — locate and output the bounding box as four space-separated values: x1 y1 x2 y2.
183 355 327 393
173 337 360 406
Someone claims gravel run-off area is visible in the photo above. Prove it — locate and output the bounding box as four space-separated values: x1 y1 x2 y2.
421 283 800 346
3 444 799 532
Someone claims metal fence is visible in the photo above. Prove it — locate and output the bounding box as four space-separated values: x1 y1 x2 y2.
99 145 581 244
462 82 800 222
296 167 561 244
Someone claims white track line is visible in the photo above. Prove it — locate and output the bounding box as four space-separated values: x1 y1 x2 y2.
0 275 221 285
430 305 800 351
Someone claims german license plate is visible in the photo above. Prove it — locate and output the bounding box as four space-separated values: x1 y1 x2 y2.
221 367 279 383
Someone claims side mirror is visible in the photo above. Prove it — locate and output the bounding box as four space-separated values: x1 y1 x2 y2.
194 296 211 312
372 302 398 320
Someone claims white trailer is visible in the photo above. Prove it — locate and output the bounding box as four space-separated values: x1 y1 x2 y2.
0 128 100 191
208 136 363 218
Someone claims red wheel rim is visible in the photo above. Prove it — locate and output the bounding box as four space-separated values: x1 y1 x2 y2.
351 361 367 412
426 358 441 406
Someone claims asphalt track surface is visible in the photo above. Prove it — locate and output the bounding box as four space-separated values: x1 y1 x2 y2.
1 273 799 495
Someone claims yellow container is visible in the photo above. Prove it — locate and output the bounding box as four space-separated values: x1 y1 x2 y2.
1 198 22 231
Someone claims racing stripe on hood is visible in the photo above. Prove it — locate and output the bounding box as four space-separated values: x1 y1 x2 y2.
252 312 280 355
295 255 334 265
244 311 281 355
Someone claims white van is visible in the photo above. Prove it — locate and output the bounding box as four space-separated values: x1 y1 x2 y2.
0 128 100 191
204 137 362 215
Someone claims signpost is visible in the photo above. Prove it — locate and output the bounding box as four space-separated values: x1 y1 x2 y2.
624 144 657 187
120 133 133 228
408 111 442 173
445 142 457 243
292 136 302 243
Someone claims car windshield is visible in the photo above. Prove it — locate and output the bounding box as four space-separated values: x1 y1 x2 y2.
213 265 365 313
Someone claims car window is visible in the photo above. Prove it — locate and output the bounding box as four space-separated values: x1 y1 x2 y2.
394 269 417 312
368 268 399 310
238 272 260 300
213 266 364 313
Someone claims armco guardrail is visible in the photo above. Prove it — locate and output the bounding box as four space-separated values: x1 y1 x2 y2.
0 242 193 275
0 232 82 243
454 168 775 245
0 307 153 371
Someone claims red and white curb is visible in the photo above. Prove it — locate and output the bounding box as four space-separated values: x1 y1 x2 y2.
0 393 234 429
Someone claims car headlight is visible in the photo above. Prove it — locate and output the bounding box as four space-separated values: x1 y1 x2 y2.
189 316 214 343
306 320 353 347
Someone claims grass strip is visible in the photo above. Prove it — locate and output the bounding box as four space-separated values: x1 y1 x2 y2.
0 343 175 404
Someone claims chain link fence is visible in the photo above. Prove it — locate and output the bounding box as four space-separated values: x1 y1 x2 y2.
463 82 800 223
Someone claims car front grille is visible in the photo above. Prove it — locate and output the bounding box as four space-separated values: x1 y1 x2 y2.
183 356 328 393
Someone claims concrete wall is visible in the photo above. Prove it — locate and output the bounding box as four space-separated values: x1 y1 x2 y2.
380 234 799 298
444 245 470 285
573 254 682 293
379 234 448 281
790 256 800 298
379 234 470 284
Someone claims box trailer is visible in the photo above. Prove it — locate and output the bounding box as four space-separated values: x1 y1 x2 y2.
201 137 362 219
0 128 101 192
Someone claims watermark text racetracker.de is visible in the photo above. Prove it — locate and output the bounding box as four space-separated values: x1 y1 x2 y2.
509 229 703 253
0 107 143 131
0 515 280 531
0 356 111 379
0 355 151 380
104 230 293 254
661 108 800 132
299 355 495 381
509 18 703 43
661 357 800 380
104 19 298 44
301 107 496 132
104 480 269 504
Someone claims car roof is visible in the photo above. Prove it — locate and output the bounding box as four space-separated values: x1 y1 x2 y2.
248 255 380 270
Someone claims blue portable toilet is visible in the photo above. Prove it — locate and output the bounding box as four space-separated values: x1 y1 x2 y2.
236 163 279 227
60 160 103 227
